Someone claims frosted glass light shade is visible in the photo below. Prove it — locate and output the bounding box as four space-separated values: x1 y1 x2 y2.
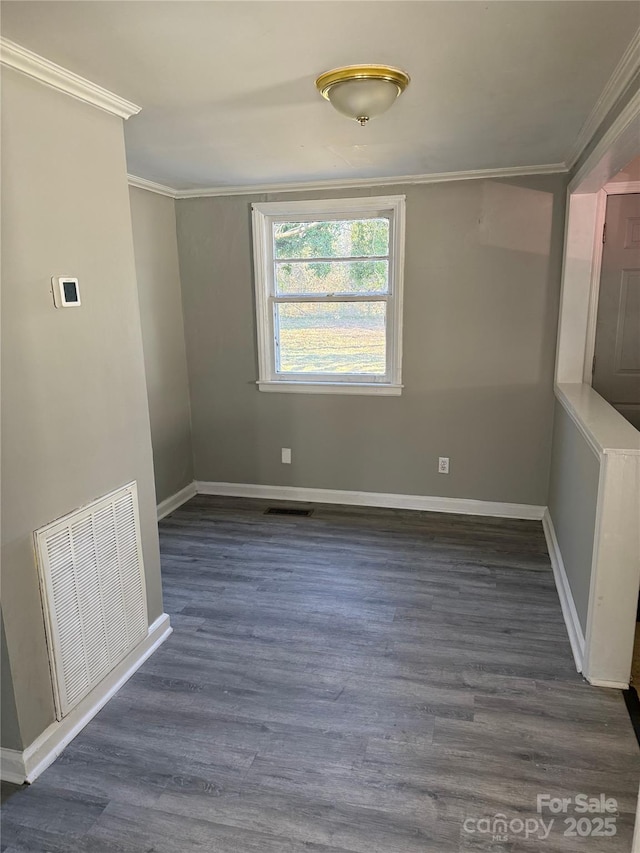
315 65 410 125
327 79 400 123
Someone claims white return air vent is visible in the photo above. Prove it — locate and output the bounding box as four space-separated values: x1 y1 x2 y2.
34 482 147 719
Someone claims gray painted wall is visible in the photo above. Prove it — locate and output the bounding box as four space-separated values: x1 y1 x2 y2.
130 187 194 504
176 175 566 505
1 68 163 749
1 611 21 751
547 402 600 633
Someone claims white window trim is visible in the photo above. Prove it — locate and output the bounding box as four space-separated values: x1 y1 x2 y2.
251 195 406 395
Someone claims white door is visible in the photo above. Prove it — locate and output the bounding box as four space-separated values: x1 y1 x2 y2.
593 193 640 431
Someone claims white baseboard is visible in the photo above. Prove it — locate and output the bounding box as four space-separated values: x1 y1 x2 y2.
587 677 629 689
542 509 585 673
195 481 545 520
0 748 27 785
0 613 171 785
157 482 197 520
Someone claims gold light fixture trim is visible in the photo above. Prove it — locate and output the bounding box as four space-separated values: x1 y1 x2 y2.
315 64 410 125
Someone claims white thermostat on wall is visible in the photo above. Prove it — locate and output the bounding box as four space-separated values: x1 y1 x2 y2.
51 276 81 308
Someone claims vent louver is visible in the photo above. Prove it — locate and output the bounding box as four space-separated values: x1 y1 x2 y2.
35 482 147 718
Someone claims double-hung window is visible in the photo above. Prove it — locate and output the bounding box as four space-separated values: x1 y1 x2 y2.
251 195 405 395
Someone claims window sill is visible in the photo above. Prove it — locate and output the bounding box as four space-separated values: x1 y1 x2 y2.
257 381 403 396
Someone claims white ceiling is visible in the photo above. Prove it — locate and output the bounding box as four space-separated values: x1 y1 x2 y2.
1 1 638 191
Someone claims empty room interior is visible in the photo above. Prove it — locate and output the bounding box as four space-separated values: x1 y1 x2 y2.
2 2 640 851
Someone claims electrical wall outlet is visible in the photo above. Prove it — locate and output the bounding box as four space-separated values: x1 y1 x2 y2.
281 448 292 464
438 456 450 474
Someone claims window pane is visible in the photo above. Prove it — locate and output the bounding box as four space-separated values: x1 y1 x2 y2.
274 218 389 259
276 302 386 375
276 260 388 295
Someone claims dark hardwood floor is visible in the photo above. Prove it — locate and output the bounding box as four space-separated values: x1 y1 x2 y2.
2 495 639 851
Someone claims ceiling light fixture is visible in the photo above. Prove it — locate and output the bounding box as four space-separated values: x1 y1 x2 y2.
315 64 410 126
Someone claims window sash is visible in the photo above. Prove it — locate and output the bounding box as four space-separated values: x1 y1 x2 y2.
274 255 389 264
271 233 394 381
271 294 388 304
273 296 390 381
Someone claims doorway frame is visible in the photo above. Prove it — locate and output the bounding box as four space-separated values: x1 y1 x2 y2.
554 85 640 688
583 179 640 386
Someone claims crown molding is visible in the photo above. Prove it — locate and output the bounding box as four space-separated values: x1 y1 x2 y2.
0 37 140 119
565 27 640 170
570 86 640 193
163 163 567 200
127 174 177 198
